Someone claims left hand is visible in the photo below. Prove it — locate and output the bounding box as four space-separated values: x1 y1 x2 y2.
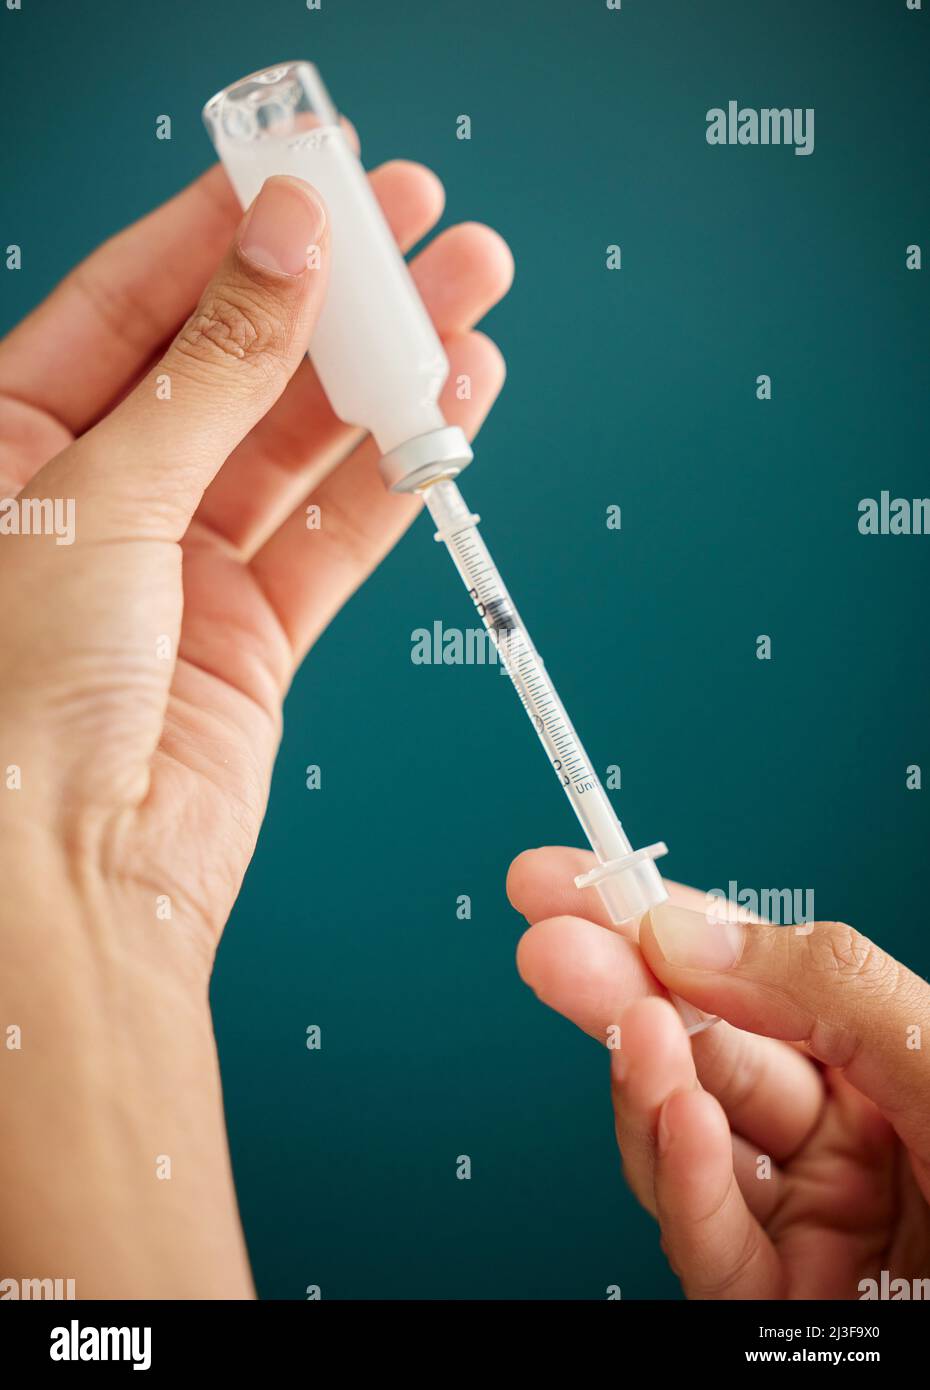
0 154 511 1297
0 157 512 989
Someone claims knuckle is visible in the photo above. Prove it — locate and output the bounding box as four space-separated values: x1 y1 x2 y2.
316 489 379 568
72 254 165 357
173 285 292 378
802 921 894 995
794 922 901 1070
691 1220 765 1299
709 1028 760 1116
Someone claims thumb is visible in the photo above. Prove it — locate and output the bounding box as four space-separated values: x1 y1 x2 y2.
640 902 930 1171
45 174 328 543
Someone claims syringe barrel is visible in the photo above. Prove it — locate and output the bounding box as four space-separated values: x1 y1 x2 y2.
203 62 472 487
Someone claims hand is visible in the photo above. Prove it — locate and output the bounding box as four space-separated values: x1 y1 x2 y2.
508 846 930 1299
0 155 511 1296
0 159 511 986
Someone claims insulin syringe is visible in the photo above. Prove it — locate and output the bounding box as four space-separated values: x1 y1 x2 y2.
421 476 664 916
419 478 715 1034
204 62 714 1036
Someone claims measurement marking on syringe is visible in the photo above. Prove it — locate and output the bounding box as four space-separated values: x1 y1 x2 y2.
428 486 630 839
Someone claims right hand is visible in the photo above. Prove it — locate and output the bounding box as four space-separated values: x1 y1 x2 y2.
509 845 930 1299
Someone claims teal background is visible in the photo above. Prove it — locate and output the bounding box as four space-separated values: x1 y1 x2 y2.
2 0 928 1298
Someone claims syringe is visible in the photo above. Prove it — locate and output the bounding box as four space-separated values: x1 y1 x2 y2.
421 476 666 918
419 478 715 1035
204 61 715 1035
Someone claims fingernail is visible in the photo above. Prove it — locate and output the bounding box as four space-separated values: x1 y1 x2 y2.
648 902 744 971
238 176 326 277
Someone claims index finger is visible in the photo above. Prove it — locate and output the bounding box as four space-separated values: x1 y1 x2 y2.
508 846 826 1161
